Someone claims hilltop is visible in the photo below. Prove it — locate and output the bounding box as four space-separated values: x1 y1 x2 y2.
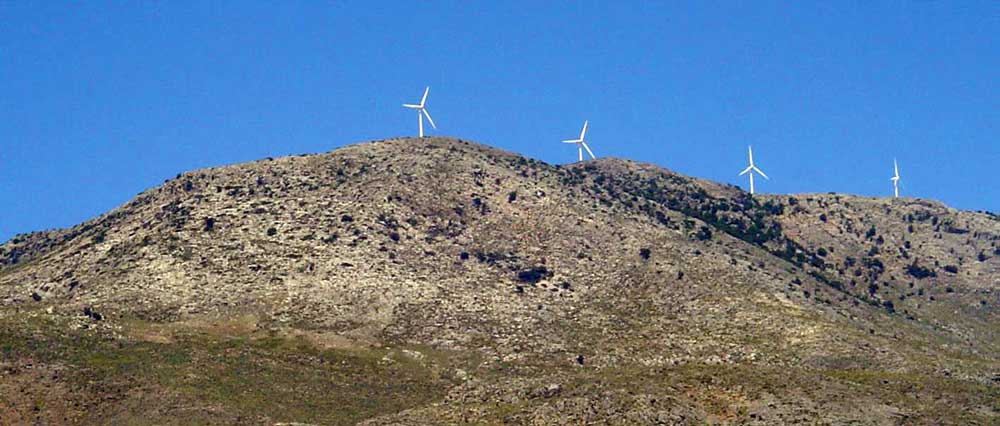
1 137 997 425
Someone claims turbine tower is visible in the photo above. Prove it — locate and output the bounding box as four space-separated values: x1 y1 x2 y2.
562 120 595 162
402 87 436 137
738 145 768 195
890 159 900 198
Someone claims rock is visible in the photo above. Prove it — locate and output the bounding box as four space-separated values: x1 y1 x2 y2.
401 349 425 361
532 383 562 399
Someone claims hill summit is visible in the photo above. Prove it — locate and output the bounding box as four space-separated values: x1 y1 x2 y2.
1 137 997 424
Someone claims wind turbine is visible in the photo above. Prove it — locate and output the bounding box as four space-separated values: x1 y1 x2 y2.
402 87 436 137
890 158 900 198
562 120 595 162
738 146 768 195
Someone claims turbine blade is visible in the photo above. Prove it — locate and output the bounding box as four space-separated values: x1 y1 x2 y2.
894 159 899 177
753 167 769 179
580 120 588 140
582 141 596 159
402 104 421 108
562 139 582 143
420 87 429 106
739 165 753 176
422 108 436 129
748 146 754 166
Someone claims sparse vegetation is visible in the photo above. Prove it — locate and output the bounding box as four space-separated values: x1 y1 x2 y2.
2 138 996 425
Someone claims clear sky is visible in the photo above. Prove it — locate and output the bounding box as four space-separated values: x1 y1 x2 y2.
2 2 997 241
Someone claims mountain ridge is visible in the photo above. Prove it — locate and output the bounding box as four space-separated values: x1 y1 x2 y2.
1 137 997 424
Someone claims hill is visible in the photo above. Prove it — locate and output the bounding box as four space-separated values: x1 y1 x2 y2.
1 137 997 425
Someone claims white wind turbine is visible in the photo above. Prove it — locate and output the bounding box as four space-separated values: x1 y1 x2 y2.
402 87 436 137
738 145 768 195
562 120 595 162
890 158 901 198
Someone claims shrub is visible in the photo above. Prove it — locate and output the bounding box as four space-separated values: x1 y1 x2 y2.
864 258 884 273
762 201 784 215
517 267 552 284
906 262 935 279
475 250 511 265
83 306 103 321
204 217 215 232
472 197 488 215
639 248 651 260
266 227 277 237
654 210 670 226
377 213 399 230
943 265 958 274
695 226 712 241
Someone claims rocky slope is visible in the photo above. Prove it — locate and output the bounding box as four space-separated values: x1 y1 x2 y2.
1 137 997 425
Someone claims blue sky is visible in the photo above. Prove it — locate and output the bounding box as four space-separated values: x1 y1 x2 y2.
1 2 997 241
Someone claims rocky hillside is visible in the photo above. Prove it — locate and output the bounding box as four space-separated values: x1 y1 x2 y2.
1 137 997 425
